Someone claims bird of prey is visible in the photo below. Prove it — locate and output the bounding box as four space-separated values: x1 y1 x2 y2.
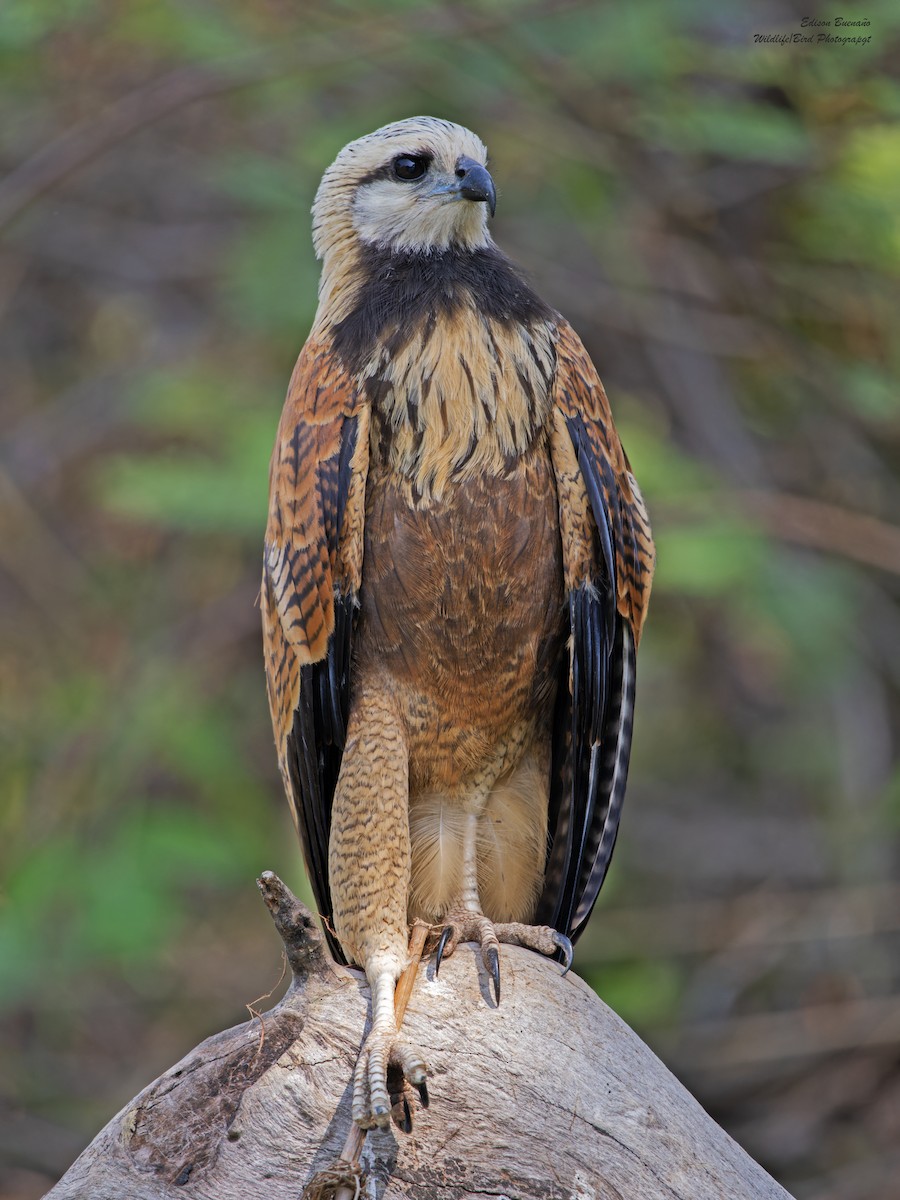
262 116 654 1129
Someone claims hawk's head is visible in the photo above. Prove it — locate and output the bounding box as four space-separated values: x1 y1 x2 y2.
312 117 495 263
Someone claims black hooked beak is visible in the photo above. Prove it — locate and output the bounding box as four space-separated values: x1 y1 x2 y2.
454 156 496 217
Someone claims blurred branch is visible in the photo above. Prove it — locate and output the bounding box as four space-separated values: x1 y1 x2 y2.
9 198 239 282
0 1107 86 1183
668 994 900 1071
593 883 900 961
0 0 591 236
0 59 286 235
794 1148 900 1200
504 251 767 356
0 466 90 645
3 366 156 488
743 490 900 577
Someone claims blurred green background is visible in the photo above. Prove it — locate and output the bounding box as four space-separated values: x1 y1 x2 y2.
1 1 899 1197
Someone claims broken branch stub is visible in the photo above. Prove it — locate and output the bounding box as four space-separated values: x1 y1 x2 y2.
47 874 793 1200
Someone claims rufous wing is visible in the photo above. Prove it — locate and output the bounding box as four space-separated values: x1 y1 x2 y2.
262 334 369 962
538 320 654 942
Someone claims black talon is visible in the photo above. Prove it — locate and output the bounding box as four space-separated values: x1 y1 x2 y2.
434 926 453 977
400 1096 412 1133
554 932 574 976
486 944 501 1005
416 1079 429 1109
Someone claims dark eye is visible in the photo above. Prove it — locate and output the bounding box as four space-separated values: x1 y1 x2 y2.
393 155 429 181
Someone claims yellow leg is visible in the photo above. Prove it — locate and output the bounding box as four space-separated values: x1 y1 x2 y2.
329 680 426 1128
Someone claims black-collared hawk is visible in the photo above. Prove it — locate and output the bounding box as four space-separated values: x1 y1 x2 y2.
261 117 654 1129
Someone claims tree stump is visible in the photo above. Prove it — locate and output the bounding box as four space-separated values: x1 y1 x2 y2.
47 874 793 1200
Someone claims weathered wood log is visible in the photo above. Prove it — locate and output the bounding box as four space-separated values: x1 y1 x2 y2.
47 874 793 1200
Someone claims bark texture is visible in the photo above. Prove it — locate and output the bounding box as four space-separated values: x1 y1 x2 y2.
47 875 793 1200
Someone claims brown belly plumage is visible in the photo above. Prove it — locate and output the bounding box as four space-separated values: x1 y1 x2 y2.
356 436 565 793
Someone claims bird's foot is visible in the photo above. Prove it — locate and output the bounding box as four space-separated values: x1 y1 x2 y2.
430 910 573 1004
352 1023 429 1131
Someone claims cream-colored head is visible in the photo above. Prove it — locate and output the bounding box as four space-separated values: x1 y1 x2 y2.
312 117 495 270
